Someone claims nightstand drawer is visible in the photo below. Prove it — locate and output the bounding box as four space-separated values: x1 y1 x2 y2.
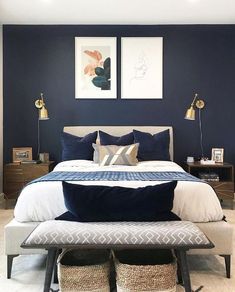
4 166 24 182
22 165 50 181
3 161 55 208
184 161 234 209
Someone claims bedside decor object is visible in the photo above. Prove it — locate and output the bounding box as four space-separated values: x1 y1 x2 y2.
211 148 224 163
186 156 194 163
75 37 117 99
35 93 49 160
185 93 206 159
200 159 215 165
39 153 49 163
12 147 32 163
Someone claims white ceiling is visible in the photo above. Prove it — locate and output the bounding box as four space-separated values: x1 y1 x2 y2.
0 0 235 25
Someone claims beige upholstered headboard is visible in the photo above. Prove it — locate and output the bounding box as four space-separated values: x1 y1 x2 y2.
64 126 174 161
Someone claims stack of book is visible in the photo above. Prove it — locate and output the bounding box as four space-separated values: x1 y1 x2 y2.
199 172 219 182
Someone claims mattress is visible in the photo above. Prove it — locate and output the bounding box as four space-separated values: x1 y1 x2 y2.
14 160 223 223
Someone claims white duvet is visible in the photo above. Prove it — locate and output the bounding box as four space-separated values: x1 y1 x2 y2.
14 160 223 223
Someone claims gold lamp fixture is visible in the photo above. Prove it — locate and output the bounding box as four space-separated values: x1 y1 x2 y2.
35 93 49 160
185 93 205 120
185 93 206 159
35 93 49 120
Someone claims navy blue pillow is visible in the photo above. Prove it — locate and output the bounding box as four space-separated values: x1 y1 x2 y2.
55 181 180 222
61 131 98 161
133 129 170 161
99 130 134 146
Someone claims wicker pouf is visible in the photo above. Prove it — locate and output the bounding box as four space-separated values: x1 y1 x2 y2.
114 249 177 292
57 249 110 292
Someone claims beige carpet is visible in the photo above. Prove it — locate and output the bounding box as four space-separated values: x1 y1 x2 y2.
0 199 234 292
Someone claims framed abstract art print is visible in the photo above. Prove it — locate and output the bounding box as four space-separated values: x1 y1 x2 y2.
75 37 117 99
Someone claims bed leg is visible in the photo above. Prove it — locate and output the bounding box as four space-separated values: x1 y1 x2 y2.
220 255 231 278
7 254 18 279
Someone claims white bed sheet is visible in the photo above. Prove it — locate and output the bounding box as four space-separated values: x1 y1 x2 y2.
14 160 223 223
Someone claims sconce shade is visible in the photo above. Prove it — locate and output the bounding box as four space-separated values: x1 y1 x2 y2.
35 93 49 120
185 106 195 120
39 106 49 120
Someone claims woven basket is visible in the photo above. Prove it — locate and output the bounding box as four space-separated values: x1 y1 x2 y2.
114 250 177 292
57 249 110 292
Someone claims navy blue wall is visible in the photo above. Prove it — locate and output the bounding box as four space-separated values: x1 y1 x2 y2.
3 25 235 164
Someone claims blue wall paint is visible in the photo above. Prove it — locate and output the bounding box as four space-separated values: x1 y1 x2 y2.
3 25 235 164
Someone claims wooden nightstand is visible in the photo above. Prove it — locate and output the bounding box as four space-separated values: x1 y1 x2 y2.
184 162 234 208
3 161 55 208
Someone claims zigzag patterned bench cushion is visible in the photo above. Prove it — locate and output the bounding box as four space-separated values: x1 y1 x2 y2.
22 221 213 249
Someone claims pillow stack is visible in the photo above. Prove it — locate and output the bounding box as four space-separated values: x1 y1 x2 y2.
60 129 170 164
58 129 178 224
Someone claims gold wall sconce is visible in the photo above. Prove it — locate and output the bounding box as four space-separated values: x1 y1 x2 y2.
185 93 206 159
35 93 49 120
34 93 49 159
185 93 205 120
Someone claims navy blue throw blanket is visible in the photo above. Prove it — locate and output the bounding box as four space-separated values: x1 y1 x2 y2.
29 171 201 185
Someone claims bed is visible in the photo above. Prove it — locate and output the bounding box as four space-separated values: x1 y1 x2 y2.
4 126 233 278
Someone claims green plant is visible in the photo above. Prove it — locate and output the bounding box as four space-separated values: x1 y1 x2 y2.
92 57 111 90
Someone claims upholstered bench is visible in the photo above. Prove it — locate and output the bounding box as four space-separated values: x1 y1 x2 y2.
21 220 214 292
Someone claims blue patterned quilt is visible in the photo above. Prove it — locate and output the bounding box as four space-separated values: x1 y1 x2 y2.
29 171 201 184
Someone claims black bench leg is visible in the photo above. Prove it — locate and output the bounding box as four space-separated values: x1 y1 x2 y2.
7 255 18 279
174 250 183 284
177 250 192 292
44 248 58 292
53 259 58 284
53 249 61 284
220 255 231 278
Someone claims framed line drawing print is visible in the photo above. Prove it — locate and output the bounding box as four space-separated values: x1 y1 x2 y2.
121 37 163 99
75 37 117 99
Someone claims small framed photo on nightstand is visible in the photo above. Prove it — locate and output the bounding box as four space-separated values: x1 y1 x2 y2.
211 148 224 163
12 147 33 163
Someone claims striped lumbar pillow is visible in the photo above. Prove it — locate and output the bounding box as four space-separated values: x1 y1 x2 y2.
93 143 139 166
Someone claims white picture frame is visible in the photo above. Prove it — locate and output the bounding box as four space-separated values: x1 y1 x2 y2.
211 148 224 163
121 37 163 99
75 37 117 99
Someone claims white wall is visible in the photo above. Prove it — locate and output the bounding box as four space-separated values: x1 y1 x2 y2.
0 0 235 24
0 25 3 192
